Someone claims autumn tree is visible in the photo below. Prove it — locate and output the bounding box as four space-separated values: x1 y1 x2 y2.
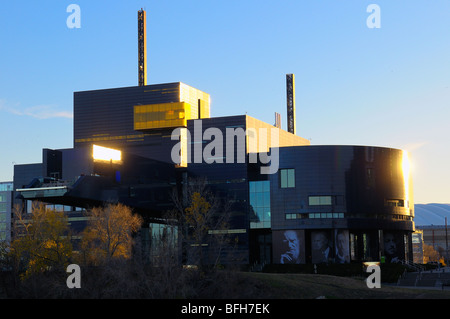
80 202 143 265
9 202 73 279
423 243 440 264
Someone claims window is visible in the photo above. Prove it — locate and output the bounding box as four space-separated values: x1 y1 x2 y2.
309 196 332 206
249 181 271 228
0 183 12 192
280 169 295 188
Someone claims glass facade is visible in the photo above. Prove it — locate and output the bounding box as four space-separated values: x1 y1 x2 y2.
0 183 12 192
0 182 12 241
249 181 271 229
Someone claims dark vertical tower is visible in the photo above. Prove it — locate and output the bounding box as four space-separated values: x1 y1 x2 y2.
286 73 296 135
138 9 147 86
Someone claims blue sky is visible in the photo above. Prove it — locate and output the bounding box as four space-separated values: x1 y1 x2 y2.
0 1 449 204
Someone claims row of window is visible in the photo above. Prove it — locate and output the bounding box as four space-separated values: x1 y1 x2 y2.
26 201 84 214
278 169 409 208
286 212 345 220
385 199 409 208
285 213 413 221
345 213 413 221
279 170 345 208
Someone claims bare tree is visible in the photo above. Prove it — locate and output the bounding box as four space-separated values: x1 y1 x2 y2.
169 177 232 269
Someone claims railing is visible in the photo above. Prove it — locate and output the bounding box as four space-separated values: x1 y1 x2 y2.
41 179 75 188
397 259 425 272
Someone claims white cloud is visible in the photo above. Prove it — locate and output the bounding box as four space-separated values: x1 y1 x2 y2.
0 100 73 119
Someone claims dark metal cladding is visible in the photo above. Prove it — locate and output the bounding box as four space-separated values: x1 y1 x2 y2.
267 145 414 264
73 83 182 163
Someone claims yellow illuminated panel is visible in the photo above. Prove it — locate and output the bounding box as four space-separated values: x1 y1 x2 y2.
134 102 194 130
179 83 211 119
133 83 210 131
93 144 122 163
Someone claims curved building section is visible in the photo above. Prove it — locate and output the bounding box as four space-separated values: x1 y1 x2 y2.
268 145 414 264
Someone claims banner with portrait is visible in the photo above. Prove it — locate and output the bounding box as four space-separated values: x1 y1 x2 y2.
334 229 350 263
273 230 305 264
383 231 404 263
311 230 333 264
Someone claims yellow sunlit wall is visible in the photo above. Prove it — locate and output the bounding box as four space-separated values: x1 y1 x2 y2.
246 115 310 153
180 83 210 119
134 102 193 130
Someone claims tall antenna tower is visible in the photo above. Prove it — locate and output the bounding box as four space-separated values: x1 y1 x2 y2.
286 73 296 135
138 9 147 86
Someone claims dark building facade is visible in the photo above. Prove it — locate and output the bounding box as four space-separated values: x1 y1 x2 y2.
268 145 414 265
12 82 415 266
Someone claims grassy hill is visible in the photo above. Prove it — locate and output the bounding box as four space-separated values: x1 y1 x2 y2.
232 272 450 299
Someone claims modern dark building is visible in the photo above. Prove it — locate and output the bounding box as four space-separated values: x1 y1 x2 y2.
2 9 415 266
11 78 415 266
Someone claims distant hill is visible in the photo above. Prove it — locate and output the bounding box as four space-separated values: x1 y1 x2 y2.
414 203 450 226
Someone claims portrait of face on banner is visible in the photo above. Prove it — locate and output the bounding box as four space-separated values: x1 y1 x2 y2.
311 230 333 264
334 229 350 263
383 231 404 263
273 230 305 264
